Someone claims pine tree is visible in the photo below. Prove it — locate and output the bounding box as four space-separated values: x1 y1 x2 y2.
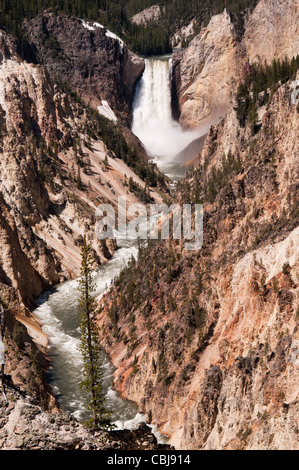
76 165 83 190
78 235 111 430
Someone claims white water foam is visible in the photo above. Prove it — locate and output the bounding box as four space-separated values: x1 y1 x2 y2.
132 56 205 160
34 242 140 425
32 55 201 443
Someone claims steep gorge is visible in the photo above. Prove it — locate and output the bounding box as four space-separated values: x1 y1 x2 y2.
98 70 299 449
0 0 298 452
95 0 299 449
0 22 166 414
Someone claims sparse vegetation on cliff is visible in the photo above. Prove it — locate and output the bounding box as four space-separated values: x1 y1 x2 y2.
0 0 259 56
52 79 165 187
0 0 298 452
97 70 299 449
236 55 299 131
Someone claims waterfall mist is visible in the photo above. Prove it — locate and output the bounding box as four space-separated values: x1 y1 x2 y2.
132 56 205 161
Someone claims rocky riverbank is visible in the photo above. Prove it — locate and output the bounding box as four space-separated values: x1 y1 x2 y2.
0 377 171 450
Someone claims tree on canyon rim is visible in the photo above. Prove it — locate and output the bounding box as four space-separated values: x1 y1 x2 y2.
78 235 111 430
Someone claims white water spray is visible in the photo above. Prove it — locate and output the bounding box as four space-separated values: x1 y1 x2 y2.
32 55 202 445
33 240 168 443
132 56 202 160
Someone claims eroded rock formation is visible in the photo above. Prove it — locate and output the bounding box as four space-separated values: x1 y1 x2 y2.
24 12 145 125
0 0 298 452
131 5 163 26
172 0 299 129
172 9 239 129
0 381 170 450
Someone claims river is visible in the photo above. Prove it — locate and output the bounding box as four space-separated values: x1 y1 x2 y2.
33 55 202 443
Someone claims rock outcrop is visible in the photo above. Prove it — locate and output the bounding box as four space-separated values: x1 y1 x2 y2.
24 12 145 125
172 0 299 129
172 9 239 129
131 5 163 26
171 19 196 49
0 381 171 450
0 194 57 309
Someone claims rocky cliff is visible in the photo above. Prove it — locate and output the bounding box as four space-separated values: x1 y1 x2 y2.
243 0 299 64
172 0 299 129
131 5 163 26
97 72 299 449
0 0 298 452
24 11 145 125
172 9 240 129
0 25 165 406
0 380 170 450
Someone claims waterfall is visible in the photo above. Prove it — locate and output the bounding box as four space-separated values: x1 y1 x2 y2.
132 56 201 161
31 56 202 444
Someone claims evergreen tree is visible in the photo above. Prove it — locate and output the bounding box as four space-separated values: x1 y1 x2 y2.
76 165 83 190
236 55 299 129
0 0 259 57
78 236 111 430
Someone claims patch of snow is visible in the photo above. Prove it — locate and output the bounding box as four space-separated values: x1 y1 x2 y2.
105 29 124 52
97 100 117 122
80 19 124 52
92 21 104 30
81 19 96 31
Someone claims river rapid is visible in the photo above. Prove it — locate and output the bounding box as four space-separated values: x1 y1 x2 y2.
33 55 203 443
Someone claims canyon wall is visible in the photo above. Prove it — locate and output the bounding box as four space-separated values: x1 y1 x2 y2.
0 26 164 402
172 9 239 129
24 12 145 125
0 24 162 305
243 0 299 64
0 0 298 450
98 73 299 449
172 0 299 129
